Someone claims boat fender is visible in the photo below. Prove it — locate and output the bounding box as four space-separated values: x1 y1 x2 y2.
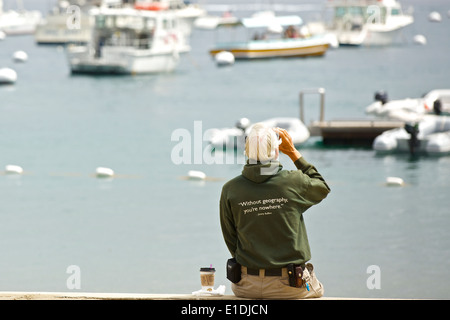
374 91 388 105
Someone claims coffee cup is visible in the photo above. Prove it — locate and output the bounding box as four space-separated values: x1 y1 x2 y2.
200 267 215 291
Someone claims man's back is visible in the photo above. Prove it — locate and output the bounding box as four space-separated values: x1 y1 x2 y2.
219 125 330 299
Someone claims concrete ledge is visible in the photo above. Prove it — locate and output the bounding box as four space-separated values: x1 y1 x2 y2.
0 291 396 300
0 292 249 300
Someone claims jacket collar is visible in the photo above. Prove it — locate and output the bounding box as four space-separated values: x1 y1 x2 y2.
242 160 283 183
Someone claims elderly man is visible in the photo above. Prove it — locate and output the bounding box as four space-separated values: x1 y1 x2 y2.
219 123 330 299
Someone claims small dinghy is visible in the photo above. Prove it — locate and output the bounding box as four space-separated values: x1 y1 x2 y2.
206 117 310 149
366 89 450 121
373 115 450 154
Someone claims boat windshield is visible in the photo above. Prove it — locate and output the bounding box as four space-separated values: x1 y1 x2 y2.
94 14 156 49
333 5 388 27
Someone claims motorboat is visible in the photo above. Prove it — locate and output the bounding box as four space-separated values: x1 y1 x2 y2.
132 0 206 53
66 6 186 74
373 115 450 154
0 0 42 35
206 117 310 149
34 0 98 45
196 11 330 60
36 0 205 45
366 89 450 121
317 0 413 46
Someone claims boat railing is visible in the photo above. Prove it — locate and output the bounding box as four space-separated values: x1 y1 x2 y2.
104 38 152 49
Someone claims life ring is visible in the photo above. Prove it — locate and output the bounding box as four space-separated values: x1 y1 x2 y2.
164 33 178 44
134 2 169 11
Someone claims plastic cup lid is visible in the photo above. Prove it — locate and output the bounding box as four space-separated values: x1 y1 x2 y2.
200 267 215 272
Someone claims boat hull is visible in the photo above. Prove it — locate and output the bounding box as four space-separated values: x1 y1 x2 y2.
67 46 180 75
336 26 408 46
0 11 42 35
207 117 310 149
373 116 450 154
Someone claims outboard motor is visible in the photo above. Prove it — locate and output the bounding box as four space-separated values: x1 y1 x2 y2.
374 91 388 105
404 123 420 155
433 99 442 115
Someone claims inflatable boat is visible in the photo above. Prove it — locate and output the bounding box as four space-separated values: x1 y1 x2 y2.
373 115 450 154
366 89 450 121
207 117 310 149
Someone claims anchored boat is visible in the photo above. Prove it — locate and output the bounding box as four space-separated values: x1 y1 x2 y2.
317 0 413 46
0 0 42 35
196 11 330 60
373 115 450 155
366 89 450 122
66 6 187 74
206 117 310 150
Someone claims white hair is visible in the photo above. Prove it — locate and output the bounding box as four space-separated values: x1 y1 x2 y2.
245 123 280 163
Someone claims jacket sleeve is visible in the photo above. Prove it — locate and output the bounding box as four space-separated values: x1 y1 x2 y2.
219 188 237 257
294 157 331 205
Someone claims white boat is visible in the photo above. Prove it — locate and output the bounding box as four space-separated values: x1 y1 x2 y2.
36 0 205 46
320 0 413 46
196 11 330 59
34 0 98 45
0 0 42 35
66 6 186 74
207 117 310 149
366 89 450 121
373 115 450 154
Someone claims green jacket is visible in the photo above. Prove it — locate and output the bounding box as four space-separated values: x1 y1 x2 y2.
220 157 330 269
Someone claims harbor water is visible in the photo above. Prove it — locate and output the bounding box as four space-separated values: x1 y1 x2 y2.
1 0 450 299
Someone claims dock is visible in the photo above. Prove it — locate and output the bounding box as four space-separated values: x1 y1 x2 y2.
300 88 404 146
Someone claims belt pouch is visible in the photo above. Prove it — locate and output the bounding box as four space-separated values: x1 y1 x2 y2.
226 258 241 283
287 264 304 288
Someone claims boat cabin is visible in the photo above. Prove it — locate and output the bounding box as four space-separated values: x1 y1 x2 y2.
326 0 409 31
91 8 179 56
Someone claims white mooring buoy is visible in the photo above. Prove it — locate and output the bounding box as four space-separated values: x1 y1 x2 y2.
5 165 23 174
95 167 114 178
13 50 28 63
413 34 427 45
386 176 404 187
215 51 235 67
0 68 17 84
428 11 442 22
187 170 206 180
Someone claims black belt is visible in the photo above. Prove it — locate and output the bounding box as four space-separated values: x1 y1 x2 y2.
246 264 306 277
246 268 282 276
